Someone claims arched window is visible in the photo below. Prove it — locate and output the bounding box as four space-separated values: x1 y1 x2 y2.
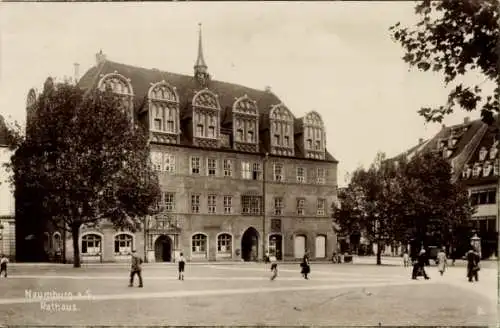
81 234 102 255
114 233 133 254
191 234 208 257
217 233 232 255
53 232 62 252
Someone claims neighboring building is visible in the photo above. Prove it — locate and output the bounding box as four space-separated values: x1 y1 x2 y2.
21 26 339 263
393 116 499 259
0 115 15 259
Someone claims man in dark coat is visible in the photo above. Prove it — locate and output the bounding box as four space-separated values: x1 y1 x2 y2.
412 249 430 280
466 247 480 282
129 250 143 288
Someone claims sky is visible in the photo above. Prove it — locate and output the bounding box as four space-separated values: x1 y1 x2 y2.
0 2 491 187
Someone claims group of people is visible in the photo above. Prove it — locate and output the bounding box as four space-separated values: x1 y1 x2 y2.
266 251 311 281
128 250 187 287
406 246 481 282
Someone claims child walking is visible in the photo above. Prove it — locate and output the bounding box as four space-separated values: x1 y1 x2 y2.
178 252 186 280
0 254 8 278
269 255 278 281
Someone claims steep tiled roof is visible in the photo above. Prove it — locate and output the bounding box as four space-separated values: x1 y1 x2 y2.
77 59 337 163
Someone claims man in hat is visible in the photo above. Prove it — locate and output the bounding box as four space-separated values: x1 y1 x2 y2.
129 250 143 288
412 249 430 280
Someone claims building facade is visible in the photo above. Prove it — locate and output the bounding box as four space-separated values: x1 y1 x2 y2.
0 115 16 259
394 116 499 259
25 27 339 263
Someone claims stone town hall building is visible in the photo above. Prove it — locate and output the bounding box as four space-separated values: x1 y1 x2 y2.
22 28 339 263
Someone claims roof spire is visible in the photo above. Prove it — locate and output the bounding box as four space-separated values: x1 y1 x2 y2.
194 23 208 74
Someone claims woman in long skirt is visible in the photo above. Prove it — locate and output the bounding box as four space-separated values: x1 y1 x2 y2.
436 247 447 276
300 253 310 280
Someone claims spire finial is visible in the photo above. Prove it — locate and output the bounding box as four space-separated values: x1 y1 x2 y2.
194 23 207 73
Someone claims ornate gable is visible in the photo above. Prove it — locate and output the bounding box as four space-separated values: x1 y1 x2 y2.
269 104 294 156
148 81 180 145
232 95 259 152
303 110 325 160
97 72 134 122
192 89 220 148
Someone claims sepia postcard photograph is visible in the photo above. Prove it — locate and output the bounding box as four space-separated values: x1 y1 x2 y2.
0 1 498 326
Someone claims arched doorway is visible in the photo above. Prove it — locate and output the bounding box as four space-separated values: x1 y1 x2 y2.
241 227 259 261
154 235 172 262
294 234 306 259
269 234 283 260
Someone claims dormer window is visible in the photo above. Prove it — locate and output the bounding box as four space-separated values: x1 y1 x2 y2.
303 111 325 159
232 95 259 151
483 161 492 177
479 147 488 161
98 72 135 121
490 142 498 160
473 163 482 177
269 104 294 156
192 89 220 144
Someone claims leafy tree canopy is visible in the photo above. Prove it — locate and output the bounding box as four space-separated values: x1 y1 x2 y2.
7 79 161 267
390 0 499 125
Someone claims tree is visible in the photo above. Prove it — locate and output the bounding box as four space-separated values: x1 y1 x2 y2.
389 0 499 125
398 152 474 257
333 152 405 265
6 78 161 267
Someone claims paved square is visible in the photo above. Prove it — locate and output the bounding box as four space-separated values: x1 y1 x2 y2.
0 262 497 326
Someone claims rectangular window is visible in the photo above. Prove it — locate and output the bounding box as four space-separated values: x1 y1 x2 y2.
196 124 204 137
274 134 280 145
191 194 200 213
191 157 200 175
154 118 162 131
317 198 326 216
273 163 284 182
208 126 215 138
242 161 251 179
163 154 175 173
297 198 305 216
307 139 312 149
315 140 321 150
247 131 254 143
151 151 162 171
163 192 175 212
316 168 326 184
471 189 497 205
207 158 217 176
208 194 216 214
223 196 232 214
284 136 289 147
223 159 233 177
236 129 243 142
274 197 283 216
241 196 262 215
296 167 305 183
252 163 261 180
166 120 174 132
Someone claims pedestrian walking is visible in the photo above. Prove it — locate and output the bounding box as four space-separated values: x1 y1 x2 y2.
402 251 410 268
178 252 186 280
0 254 8 278
466 247 480 282
300 252 310 280
269 255 278 281
437 247 447 276
128 250 143 288
411 249 430 280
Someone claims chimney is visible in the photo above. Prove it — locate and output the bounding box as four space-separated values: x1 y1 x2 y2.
74 63 80 83
464 116 470 124
95 50 107 66
264 86 271 93
418 138 424 145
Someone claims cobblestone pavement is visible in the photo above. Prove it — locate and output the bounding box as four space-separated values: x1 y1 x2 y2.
0 263 497 326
